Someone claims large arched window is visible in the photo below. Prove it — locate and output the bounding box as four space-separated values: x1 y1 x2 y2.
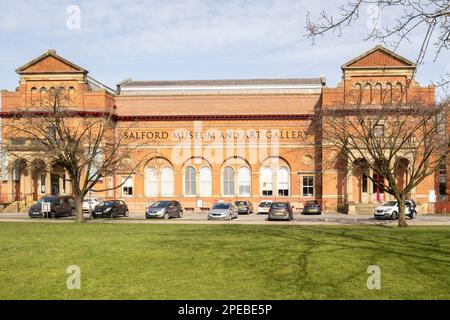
145 167 158 197
238 167 251 196
222 166 235 196
161 166 174 197
260 167 273 196
185 166 196 196
277 167 290 196
199 167 212 196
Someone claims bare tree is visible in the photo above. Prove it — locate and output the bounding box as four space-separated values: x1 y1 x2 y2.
2 88 144 223
306 0 450 84
321 90 447 227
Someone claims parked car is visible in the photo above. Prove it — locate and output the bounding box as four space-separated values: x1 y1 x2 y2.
28 195 76 218
374 200 417 220
235 200 253 214
257 200 273 214
268 202 294 221
302 200 322 215
92 200 129 218
146 201 183 219
82 198 101 213
207 202 238 220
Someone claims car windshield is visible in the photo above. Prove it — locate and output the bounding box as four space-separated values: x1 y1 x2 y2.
150 201 170 208
259 202 272 207
272 203 288 209
383 201 398 207
99 201 114 206
36 197 56 205
306 201 319 206
213 203 230 209
235 201 246 205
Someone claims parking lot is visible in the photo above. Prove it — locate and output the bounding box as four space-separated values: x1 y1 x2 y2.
1 211 450 225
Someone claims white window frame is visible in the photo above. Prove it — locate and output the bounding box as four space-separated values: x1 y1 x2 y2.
238 167 251 197
184 166 197 196
260 167 273 196
277 167 290 197
122 176 134 197
145 167 158 197
199 166 212 197
222 166 235 196
161 166 174 197
302 175 314 197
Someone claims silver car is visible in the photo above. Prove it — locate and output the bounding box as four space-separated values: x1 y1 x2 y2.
207 202 238 220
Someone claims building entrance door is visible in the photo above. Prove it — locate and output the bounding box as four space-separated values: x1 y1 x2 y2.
14 181 21 201
51 174 60 196
33 175 38 201
373 173 385 202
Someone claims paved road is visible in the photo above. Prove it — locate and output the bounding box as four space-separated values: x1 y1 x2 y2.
1 212 450 225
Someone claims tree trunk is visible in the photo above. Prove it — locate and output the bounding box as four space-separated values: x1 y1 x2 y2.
397 195 408 228
73 193 84 223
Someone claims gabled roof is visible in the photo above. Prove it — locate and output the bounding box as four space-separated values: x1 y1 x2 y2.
342 45 416 70
15 49 88 74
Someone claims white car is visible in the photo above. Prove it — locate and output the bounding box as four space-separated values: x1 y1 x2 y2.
374 200 417 220
82 198 101 213
257 200 273 214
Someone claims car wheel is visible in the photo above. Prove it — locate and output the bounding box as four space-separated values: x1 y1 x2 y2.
179 210 183 218
391 211 398 220
50 211 56 219
164 213 169 220
411 211 417 219
124 210 129 217
110 211 115 219
227 213 232 221
70 208 76 216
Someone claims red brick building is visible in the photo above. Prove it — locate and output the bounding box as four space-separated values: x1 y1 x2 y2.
0 46 441 214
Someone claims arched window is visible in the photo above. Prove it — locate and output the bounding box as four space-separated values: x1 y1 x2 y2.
395 82 403 104
374 83 382 104
145 167 158 197
30 87 37 104
277 167 290 196
199 167 212 196
385 83 393 104
40 87 47 93
238 167 251 196
185 166 196 196
222 166 235 196
260 167 273 196
161 167 174 197
353 83 362 104
363 83 372 104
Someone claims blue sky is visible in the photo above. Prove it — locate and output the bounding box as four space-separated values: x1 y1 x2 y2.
0 0 449 94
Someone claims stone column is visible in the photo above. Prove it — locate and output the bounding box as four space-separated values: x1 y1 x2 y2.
368 168 374 202
45 173 51 195
347 171 356 214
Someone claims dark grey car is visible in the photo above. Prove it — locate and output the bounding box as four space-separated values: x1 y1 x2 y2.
28 195 76 218
268 202 294 221
146 201 183 219
235 200 254 214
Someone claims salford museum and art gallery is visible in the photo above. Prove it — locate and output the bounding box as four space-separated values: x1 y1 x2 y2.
0 46 444 213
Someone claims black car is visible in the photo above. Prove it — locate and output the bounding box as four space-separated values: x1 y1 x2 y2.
28 195 76 218
93 200 129 218
302 200 322 215
146 201 183 219
234 201 254 214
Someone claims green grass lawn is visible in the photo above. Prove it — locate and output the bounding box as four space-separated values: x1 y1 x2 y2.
1 222 450 300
